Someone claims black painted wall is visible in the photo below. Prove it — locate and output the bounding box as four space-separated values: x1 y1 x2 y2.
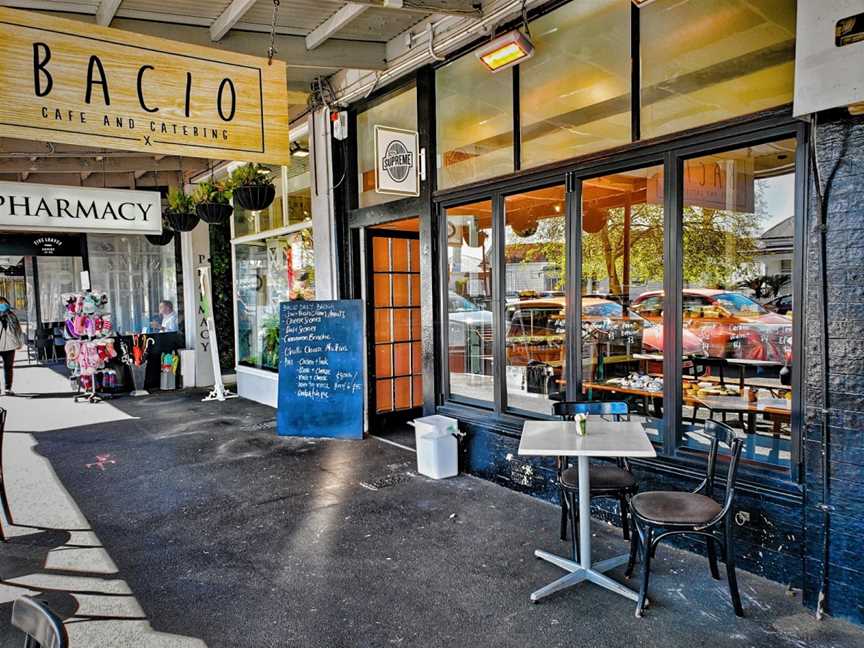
802 111 864 623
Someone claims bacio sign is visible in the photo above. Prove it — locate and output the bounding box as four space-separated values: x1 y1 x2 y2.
0 7 291 164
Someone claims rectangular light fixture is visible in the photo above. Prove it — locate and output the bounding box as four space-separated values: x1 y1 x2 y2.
475 29 534 73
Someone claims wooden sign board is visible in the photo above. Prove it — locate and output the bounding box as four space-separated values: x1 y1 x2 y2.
277 300 364 440
0 7 290 165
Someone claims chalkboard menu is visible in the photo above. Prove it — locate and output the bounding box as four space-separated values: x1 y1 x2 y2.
277 300 364 439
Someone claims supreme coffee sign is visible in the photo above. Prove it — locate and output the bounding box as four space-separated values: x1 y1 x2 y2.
0 7 290 164
0 181 161 235
374 125 420 197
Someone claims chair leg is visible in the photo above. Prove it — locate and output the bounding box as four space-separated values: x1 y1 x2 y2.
625 516 640 579
567 491 579 563
636 528 654 617
707 537 720 580
725 523 744 617
619 493 630 541
559 486 568 542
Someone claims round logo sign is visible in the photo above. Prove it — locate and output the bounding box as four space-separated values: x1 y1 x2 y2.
381 140 413 183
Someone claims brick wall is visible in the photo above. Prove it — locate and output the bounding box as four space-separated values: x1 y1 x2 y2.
803 111 864 624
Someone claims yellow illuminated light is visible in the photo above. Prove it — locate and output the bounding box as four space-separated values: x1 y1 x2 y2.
481 43 528 70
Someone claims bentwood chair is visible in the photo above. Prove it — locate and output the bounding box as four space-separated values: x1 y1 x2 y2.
552 401 638 562
0 406 11 542
625 420 745 618
11 596 68 648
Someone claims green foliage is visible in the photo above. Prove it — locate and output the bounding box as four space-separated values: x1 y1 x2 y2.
192 179 231 205
229 163 274 188
166 187 194 214
208 220 236 372
739 273 789 299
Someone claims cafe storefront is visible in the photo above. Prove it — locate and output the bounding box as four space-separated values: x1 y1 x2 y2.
332 0 863 623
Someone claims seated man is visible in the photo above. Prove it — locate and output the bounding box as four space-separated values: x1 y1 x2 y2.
151 300 178 333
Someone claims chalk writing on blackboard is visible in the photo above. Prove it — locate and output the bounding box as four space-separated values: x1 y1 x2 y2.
277 300 364 439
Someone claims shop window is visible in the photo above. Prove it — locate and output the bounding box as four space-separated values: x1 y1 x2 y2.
36 256 83 324
504 185 566 415
640 0 796 140
436 54 514 190
286 132 312 226
445 199 494 403
86 235 177 335
233 165 285 237
236 229 315 371
519 0 631 169
357 86 417 208
676 138 796 468
581 165 665 445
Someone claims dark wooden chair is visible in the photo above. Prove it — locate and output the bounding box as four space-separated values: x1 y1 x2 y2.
552 400 638 562
625 419 745 618
11 596 68 648
0 407 11 542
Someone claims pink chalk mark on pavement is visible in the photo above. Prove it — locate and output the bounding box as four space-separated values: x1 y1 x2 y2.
86 454 117 471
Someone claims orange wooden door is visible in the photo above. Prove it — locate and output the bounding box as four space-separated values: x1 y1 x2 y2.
367 230 423 426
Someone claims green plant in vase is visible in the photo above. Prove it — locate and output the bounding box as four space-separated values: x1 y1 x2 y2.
193 179 234 224
229 163 276 211
164 187 199 232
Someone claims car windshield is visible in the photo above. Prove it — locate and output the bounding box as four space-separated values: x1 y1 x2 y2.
583 302 622 317
713 292 768 316
449 292 481 312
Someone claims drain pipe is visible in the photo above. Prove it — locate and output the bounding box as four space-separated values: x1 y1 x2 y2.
808 113 849 620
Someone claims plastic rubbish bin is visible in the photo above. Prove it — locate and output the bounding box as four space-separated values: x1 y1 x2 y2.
411 415 460 479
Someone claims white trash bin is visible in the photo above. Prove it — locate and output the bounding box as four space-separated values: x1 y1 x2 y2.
411 415 460 479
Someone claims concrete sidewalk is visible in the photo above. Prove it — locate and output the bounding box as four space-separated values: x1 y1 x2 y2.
2 366 863 647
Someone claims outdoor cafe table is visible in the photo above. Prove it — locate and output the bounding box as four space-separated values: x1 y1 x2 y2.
518 420 656 603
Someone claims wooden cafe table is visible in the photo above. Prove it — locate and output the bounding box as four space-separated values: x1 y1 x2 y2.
518 419 656 603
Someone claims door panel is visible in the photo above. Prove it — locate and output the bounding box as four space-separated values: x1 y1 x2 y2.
367 228 423 428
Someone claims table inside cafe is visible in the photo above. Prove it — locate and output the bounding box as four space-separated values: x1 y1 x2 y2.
518 419 656 604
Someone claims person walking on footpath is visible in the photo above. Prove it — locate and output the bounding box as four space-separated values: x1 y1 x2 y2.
0 297 23 396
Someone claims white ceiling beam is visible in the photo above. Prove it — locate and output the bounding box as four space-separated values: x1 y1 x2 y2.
306 3 370 50
210 0 258 42
96 0 123 26
351 0 481 18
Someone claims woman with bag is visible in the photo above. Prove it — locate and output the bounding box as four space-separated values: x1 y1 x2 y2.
0 297 23 396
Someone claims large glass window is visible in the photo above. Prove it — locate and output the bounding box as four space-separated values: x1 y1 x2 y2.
287 132 313 226
504 186 566 415
357 86 417 208
675 138 796 468
236 230 315 371
581 165 665 443
436 54 514 190
640 0 796 140
87 235 177 335
520 0 631 168
446 200 494 403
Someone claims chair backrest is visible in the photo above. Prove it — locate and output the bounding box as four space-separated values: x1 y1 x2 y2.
553 400 628 421
703 419 743 499
11 596 68 648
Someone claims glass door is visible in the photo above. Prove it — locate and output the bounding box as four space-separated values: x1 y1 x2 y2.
366 222 423 429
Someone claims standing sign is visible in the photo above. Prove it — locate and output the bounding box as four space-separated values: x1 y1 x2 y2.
277 300 364 439
0 181 161 235
374 125 420 197
0 7 291 165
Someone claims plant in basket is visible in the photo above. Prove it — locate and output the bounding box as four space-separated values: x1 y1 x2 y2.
192 179 234 225
164 187 199 232
145 217 175 246
229 163 276 211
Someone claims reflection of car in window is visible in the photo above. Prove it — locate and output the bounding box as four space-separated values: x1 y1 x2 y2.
764 294 792 315
631 289 792 362
447 291 493 352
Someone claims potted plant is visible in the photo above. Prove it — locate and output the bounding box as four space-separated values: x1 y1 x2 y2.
230 163 276 212
193 179 233 225
145 217 175 246
164 187 199 232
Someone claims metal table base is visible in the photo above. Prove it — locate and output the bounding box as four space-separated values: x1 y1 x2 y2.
530 455 640 604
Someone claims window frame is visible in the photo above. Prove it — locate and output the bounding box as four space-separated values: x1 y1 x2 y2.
436 117 807 484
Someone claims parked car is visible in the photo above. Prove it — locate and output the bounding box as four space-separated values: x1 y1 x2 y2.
765 294 793 315
631 289 792 363
448 291 493 374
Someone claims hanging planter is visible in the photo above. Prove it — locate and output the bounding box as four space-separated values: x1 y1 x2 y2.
164 187 199 232
229 163 276 212
146 226 174 246
192 179 234 225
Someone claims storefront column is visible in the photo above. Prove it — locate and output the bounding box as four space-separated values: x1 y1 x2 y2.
180 222 215 388
311 108 338 300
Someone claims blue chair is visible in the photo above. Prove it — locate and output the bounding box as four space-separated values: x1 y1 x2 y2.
11 596 68 648
552 401 638 562
625 419 745 617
